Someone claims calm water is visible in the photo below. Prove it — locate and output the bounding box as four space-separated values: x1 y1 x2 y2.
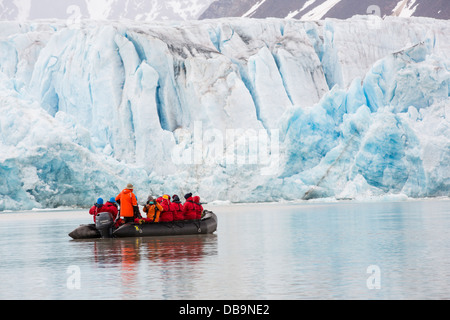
0 200 449 300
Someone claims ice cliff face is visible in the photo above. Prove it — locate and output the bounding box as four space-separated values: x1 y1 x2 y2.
0 16 449 210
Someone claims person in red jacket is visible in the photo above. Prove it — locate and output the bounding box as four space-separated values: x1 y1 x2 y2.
159 195 174 222
170 195 184 221
193 196 204 220
183 193 197 220
89 198 106 223
103 197 120 225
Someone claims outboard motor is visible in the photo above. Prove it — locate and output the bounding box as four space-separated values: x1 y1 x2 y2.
95 212 114 238
201 210 213 220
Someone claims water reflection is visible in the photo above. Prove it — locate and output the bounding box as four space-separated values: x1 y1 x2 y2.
85 234 219 265
69 234 218 299
1 201 450 299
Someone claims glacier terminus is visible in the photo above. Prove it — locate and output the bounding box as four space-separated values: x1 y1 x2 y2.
0 15 449 210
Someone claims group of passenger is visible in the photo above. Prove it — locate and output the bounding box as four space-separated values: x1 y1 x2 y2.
89 197 119 225
89 183 204 226
141 193 202 223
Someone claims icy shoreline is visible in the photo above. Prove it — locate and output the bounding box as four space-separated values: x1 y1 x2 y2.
1 196 449 214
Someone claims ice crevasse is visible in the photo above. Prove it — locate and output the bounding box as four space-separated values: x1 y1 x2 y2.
0 16 449 210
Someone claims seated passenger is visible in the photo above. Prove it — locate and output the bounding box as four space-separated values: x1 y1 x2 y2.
103 197 119 220
89 198 106 223
193 196 204 220
183 193 197 220
170 195 184 221
159 195 173 222
143 196 163 223
103 197 121 226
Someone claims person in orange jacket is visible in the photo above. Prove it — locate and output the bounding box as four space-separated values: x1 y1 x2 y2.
143 196 163 223
115 183 139 223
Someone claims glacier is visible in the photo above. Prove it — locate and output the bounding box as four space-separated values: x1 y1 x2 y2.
0 15 449 210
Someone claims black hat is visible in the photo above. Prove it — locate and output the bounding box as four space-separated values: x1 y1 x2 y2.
173 195 181 203
184 193 192 200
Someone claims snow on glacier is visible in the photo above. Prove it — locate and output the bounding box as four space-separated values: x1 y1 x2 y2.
0 16 449 210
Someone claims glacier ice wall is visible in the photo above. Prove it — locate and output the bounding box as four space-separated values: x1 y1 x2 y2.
0 16 449 210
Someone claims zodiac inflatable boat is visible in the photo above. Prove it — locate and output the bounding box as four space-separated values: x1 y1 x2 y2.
69 211 218 240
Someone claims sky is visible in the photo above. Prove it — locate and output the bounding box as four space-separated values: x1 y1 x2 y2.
0 0 215 21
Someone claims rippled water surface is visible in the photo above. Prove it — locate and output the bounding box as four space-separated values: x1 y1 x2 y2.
1 200 450 299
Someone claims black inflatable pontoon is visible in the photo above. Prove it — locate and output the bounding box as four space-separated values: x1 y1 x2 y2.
69 211 218 240
69 223 101 239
